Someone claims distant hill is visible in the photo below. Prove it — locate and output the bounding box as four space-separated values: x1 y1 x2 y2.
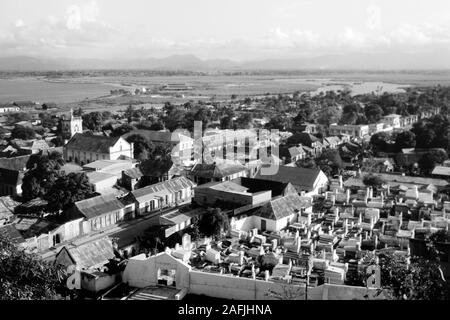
1 51 450 71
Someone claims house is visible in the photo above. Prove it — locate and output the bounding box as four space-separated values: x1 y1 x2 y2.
190 161 248 185
255 166 329 196
323 136 342 149
55 237 115 270
0 155 31 196
362 158 395 173
329 124 369 139
0 224 25 245
86 171 119 195
230 193 313 233
194 180 272 208
382 114 402 128
286 145 307 163
127 176 196 216
0 104 20 113
0 196 20 225
69 194 126 234
432 166 450 178
64 133 134 166
19 139 51 155
287 133 324 157
297 123 319 134
122 167 144 191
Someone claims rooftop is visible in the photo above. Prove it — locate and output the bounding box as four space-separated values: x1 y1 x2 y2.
74 194 125 220
65 133 122 154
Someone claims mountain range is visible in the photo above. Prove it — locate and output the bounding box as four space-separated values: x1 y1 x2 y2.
1 52 450 71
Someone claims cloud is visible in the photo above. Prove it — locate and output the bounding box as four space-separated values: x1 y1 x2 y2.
366 5 381 30
66 1 100 30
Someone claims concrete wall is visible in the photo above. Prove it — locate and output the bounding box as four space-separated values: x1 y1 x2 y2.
189 271 382 300
122 253 191 291
194 188 271 207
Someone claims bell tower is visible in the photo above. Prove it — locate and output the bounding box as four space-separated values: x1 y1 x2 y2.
61 108 83 140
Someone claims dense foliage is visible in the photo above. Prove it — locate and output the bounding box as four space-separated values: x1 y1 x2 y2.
0 234 66 300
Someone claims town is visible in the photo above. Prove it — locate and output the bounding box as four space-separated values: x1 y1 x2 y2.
1 84 450 301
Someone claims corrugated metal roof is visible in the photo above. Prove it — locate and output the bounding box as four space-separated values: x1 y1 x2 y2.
75 194 124 220
254 193 312 220
131 176 196 203
64 237 114 269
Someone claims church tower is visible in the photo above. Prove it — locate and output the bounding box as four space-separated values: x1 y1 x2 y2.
61 108 83 140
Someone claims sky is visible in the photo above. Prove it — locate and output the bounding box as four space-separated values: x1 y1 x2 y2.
1 0 450 61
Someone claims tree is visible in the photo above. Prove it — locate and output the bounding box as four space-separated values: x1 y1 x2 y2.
149 121 165 131
126 134 152 161
82 112 104 132
364 104 384 123
197 208 230 239
11 126 36 140
370 132 391 153
220 115 234 130
51 136 65 147
418 150 448 174
21 152 65 201
316 149 344 177
0 234 66 300
378 252 448 300
45 172 95 213
394 131 416 151
235 113 253 129
362 174 386 189
111 124 137 137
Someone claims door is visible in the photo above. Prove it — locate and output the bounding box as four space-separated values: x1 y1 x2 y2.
261 219 267 231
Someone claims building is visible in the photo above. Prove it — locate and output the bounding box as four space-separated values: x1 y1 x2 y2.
432 166 450 178
60 109 83 140
190 161 248 185
0 155 30 196
0 105 20 113
70 194 127 234
0 196 19 225
329 124 369 139
382 114 402 128
86 171 119 195
55 237 115 270
64 133 134 165
231 192 312 233
255 166 329 196
194 180 272 208
121 167 144 191
127 176 196 216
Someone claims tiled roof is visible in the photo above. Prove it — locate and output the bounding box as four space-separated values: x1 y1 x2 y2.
0 196 19 220
65 133 121 154
74 194 124 220
191 161 246 179
0 155 31 171
255 166 322 192
0 224 25 244
254 193 312 220
131 176 196 203
62 237 115 269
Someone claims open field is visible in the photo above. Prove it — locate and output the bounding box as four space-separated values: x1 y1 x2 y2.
2 70 450 113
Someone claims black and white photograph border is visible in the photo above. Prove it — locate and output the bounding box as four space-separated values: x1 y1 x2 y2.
0 0 450 306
